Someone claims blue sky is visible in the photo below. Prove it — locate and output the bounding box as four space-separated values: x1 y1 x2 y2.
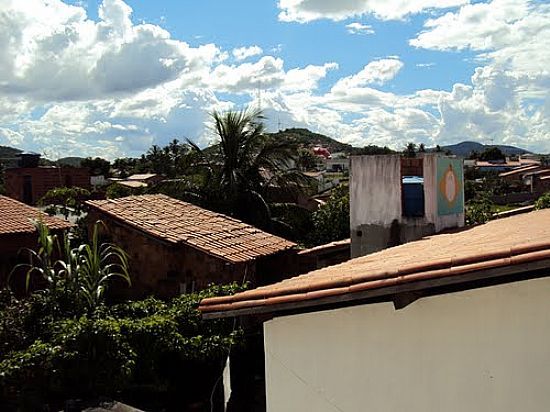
0 0 548 158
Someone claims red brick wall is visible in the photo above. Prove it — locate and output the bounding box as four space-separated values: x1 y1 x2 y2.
5 167 91 204
88 211 258 299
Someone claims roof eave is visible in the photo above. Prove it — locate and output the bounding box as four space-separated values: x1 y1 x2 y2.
201 258 550 319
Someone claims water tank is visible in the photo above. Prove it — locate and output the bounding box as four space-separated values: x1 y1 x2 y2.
402 176 424 217
18 152 41 168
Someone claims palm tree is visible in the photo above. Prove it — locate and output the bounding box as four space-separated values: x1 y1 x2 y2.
188 107 309 229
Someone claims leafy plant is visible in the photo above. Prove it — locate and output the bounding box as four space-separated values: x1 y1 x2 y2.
535 192 550 210
76 221 130 311
308 185 350 246
465 195 494 225
10 220 130 312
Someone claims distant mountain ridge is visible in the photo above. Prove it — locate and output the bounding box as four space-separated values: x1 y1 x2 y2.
439 141 530 157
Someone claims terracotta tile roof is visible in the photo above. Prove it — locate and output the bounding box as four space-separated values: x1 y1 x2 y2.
86 194 296 263
498 165 540 177
200 209 550 315
0 195 73 235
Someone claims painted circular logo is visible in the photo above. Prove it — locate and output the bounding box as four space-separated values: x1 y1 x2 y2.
440 165 459 205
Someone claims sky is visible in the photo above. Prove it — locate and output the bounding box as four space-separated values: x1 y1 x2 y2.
0 0 549 159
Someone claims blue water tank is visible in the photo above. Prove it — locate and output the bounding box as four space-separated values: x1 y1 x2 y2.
402 176 424 217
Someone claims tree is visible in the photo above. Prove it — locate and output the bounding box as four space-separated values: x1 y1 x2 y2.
187 107 309 229
479 147 505 161
403 142 417 158
81 157 111 177
355 145 395 155
535 192 550 210
39 186 91 220
308 185 350 246
418 143 426 153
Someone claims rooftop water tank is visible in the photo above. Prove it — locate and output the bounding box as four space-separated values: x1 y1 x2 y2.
402 176 424 217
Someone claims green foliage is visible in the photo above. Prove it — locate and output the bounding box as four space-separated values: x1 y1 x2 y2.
308 185 350 246
0 284 243 409
465 194 494 225
39 186 91 219
81 157 111 176
479 146 506 161
403 142 417 158
535 192 550 210
10 221 130 312
186 107 311 230
355 144 396 156
105 182 146 199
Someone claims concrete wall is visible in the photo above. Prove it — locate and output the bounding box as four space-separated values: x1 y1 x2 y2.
350 154 464 257
264 275 550 412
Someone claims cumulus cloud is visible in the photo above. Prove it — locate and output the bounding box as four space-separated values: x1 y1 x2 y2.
331 58 404 92
232 45 263 61
1 0 549 158
410 0 550 75
0 0 223 102
277 0 468 22
345 22 374 35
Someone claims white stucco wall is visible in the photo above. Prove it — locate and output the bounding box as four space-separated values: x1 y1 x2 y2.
350 155 402 227
264 276 550 412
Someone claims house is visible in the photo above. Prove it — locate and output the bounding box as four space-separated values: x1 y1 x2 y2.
4 153 90 204
85 194 298 298
200 209 550 412
0 195 73 287
126 173 163 186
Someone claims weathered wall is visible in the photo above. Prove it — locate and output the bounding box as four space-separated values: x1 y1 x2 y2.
264 275 550 412
350 155 402 257
350 154 464 257
423 155 464 232
5 167 91 204
89 213 255 298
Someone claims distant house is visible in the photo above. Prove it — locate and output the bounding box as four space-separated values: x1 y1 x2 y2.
0 195 73 287
201 209 550 412
85 194 298 298
4 153 90 204
126 173 163 186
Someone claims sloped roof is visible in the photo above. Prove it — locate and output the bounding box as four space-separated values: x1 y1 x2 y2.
86 194 296 263
0 195 73 235
127 173 158 181
498 165 540 177
200 209 550 316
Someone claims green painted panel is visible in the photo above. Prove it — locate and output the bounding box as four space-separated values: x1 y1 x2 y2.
437 158 464 215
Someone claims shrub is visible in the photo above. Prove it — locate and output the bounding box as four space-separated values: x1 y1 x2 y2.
535 192 550 210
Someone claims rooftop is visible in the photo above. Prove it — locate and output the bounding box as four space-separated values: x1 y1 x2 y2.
86 194 296 263
127 173 158 181
0 195 73 235
200 209 550 317
498 165 540 177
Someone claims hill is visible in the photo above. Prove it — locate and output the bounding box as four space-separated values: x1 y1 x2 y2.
0 145 22 168
57 156 85 167
270 128 354 154
440 141 530 157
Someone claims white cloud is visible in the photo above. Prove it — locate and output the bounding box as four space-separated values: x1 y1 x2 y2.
410 0 550 75
346 22 374 35
0 0 223 101
331 58 404 92
232 45 263 61
278 0 468 22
